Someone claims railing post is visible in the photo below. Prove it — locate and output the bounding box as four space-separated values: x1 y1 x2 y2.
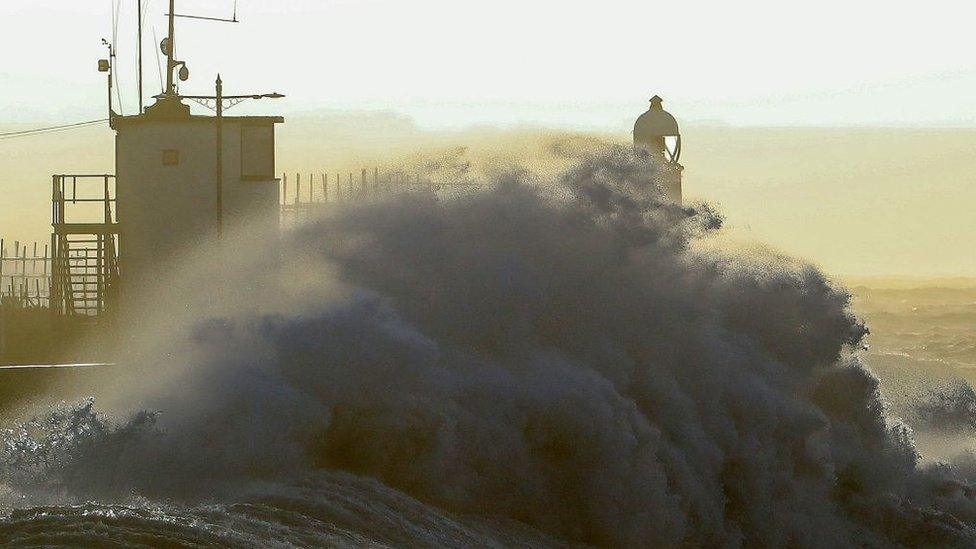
104 175 110 224
0 238 4 299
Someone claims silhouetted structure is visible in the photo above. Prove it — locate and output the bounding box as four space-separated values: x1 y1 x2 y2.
634 95 683 203
3 3 692 366
106 1 284 301
50 175 119 316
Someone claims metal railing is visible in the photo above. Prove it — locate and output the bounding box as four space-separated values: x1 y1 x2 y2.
50 174 120 317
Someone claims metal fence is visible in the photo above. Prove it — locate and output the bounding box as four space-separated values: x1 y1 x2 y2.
279 168 482 223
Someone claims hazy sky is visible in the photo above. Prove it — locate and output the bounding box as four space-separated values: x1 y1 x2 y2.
2 0 975 128
2 1 974 278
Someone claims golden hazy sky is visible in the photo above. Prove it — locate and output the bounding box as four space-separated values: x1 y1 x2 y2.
1 1 974 278
2 0 975 127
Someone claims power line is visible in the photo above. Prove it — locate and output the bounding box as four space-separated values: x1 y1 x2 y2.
0 119 110 141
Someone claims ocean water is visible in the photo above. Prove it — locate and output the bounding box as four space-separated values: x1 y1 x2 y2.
0 472 562 547
854 284 976 463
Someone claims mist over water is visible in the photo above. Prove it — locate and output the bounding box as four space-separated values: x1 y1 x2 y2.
2 144 976 547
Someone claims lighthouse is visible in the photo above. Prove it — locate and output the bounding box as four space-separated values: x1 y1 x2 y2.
633 95 682 203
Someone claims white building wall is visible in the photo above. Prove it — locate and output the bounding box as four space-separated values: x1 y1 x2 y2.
115 116 281 292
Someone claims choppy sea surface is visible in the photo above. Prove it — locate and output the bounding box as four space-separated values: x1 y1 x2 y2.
0 472 563 547
853 283 976 462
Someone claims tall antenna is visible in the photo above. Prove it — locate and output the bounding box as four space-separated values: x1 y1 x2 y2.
161 0 239 98
170 0 240 23
164 0 176 96
137 0 144 112
99 39 116 119
152 25 164 93
110 0 124 114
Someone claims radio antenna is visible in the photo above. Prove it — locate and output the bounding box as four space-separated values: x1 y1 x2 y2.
137 0 144 112
164 0 175 96
171 13 239 23
151 24 164 93
170 0 240 23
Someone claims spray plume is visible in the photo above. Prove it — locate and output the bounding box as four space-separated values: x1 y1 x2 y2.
1 144 975 547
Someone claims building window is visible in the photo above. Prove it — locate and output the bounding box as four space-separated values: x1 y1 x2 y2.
162 149 180 166
241 125 274 180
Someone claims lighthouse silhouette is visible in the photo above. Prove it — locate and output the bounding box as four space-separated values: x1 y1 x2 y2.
633 95 683 203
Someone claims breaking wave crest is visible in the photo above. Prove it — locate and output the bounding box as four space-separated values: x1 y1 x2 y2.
2 145 976 547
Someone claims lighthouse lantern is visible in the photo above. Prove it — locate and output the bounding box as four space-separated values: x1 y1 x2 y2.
634 95 681 163
633 95 683 202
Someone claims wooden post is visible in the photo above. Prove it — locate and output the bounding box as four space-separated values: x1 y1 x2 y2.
321 174 327 204
96 233 103 316
296 173 302 205
20 246 26 306
49 231 57 315
18 244 25 287
282 173 288 206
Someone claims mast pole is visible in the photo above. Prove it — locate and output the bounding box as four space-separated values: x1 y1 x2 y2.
107 44 114 119
107 56 113 119
216 74 224 238
165 0 176 96
137 0 144 111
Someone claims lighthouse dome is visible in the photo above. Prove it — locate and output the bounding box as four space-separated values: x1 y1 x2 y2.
634 95 679 143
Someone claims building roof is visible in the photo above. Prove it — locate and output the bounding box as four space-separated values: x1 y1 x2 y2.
113 113 284 128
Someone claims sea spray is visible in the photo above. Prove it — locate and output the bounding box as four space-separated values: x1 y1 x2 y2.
0 145 975 547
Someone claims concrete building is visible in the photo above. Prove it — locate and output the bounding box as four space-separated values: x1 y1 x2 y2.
112 94 282 293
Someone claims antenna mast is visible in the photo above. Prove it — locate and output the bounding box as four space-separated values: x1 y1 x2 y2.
137 0 144 112
165 0 176 96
